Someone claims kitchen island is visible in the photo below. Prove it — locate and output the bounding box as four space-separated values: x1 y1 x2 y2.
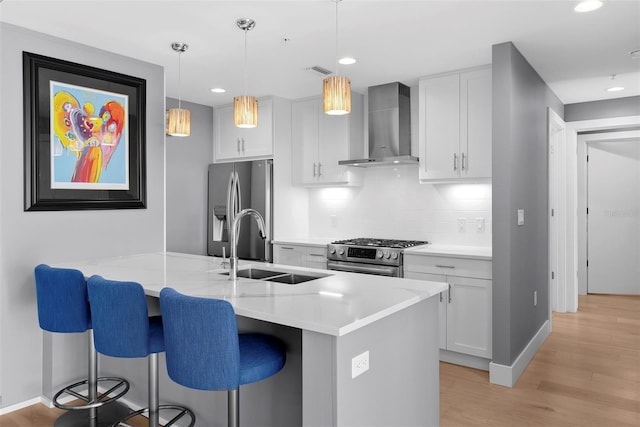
55 252 447 426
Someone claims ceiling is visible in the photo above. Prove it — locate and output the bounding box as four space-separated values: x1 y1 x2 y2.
2 0 639 108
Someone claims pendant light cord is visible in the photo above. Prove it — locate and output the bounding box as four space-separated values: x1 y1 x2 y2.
178 51 182 110
334 0 339 75
244 28 248 95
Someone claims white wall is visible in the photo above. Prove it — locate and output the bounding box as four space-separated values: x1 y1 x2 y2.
0 23 165 409
165 98 213 256
307 165 492 246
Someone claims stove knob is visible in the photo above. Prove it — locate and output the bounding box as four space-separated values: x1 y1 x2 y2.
377 250 383 259
391 251 398 260
338 248 345 256
384 250 390 259
329 246 336 255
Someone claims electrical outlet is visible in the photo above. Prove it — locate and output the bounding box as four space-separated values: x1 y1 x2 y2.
457 218 466 232
352 350 369 379
330 214 337 228
534 291 538 306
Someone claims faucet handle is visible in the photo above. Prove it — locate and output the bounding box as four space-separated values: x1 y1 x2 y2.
220 247 230 269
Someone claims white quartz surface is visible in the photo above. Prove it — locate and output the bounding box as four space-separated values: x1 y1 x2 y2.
54 252 447 337
404 244 492 260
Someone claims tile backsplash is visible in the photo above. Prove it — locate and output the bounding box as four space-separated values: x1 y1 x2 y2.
308 165 492 246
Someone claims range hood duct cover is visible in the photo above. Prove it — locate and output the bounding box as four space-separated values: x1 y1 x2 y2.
339 81 418 167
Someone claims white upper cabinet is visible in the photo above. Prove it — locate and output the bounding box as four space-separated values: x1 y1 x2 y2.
291 94 364 186
213 97 274 162
418 66 491 182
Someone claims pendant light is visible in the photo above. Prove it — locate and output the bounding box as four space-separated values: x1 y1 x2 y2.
234 18 258 128
166 42 191 137
323 0 351 115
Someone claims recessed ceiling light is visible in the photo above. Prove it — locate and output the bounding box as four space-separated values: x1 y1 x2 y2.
574 0 603 13
210 88 226 93
338 57 356 65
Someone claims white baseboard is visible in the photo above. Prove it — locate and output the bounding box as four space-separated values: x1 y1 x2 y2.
489 319 550 387
440 349 491 371
0 397 44 415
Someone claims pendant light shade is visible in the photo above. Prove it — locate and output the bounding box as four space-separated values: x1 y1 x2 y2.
166 108 191 136
167 42 191 137
323 0 351 115
323 75 351 115
234 18 258 128
234 95 258 128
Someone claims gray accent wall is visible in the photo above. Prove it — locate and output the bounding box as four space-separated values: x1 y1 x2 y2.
491 42 564 367
165 98 213 255
565 96 640 122
0 23 165 408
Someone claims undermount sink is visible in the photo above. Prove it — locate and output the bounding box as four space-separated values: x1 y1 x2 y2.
235 268 284 280
265 273 321 285
220 267 329 285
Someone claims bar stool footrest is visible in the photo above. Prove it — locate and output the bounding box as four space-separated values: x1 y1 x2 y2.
53 377 130 411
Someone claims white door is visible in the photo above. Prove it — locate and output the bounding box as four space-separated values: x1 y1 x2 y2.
587 137 640 294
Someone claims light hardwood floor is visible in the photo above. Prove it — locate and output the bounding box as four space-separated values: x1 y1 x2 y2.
1 294 638 426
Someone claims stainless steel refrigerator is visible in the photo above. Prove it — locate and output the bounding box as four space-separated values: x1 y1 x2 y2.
207 160 273 262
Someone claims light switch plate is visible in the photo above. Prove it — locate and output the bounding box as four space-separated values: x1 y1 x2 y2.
476 218 485 233
517 209 525 226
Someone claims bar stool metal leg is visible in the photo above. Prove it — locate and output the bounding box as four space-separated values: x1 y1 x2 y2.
228 389 239 427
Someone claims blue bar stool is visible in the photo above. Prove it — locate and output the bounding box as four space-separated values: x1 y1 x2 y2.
159 287 287 427
34 264 130 427
86 276 195 427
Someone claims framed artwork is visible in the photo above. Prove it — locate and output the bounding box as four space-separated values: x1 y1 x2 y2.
23 51 146 211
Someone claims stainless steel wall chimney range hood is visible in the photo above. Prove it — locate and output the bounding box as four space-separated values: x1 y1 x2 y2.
339 82 418 167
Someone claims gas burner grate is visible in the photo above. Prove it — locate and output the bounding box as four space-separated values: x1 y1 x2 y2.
331 238 429 249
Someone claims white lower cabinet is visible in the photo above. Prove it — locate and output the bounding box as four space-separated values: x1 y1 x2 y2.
273 243 327 269
404 254 492 361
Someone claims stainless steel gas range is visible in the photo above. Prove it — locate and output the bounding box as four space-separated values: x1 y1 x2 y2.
326 238 429 277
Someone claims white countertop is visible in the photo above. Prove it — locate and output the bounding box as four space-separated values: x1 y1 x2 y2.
54 252 447 337
404 244 492 260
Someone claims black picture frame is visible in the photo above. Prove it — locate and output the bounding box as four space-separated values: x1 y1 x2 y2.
23 51 146 211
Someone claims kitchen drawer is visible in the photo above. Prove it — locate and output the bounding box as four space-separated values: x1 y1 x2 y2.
404 254 491 279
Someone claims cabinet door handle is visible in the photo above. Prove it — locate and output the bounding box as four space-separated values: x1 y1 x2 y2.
440 292 443 303
241 138 245 153
318 162 323 177
453 153 458 171
313 163 317 178
237 138 241 153
309 253 325 257
461 152 466 171
448 283 453 303
436 265 456 269
280 246 294 250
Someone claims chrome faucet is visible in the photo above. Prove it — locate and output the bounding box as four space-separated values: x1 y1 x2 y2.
230 208 266 281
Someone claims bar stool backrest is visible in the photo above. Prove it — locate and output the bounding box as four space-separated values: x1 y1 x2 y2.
87 275 160 358
160 287 241 391
34 264 90 333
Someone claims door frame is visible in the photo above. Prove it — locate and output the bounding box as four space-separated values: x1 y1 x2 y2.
548 108 566 315
564 115 640 311
582 130 640 294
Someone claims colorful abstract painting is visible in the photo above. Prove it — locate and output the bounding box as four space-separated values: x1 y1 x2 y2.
50 81 129 189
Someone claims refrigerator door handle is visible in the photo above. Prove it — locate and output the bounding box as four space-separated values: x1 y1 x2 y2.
226 171 235 235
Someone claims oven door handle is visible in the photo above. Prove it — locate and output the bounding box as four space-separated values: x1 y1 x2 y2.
327 261 398 277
